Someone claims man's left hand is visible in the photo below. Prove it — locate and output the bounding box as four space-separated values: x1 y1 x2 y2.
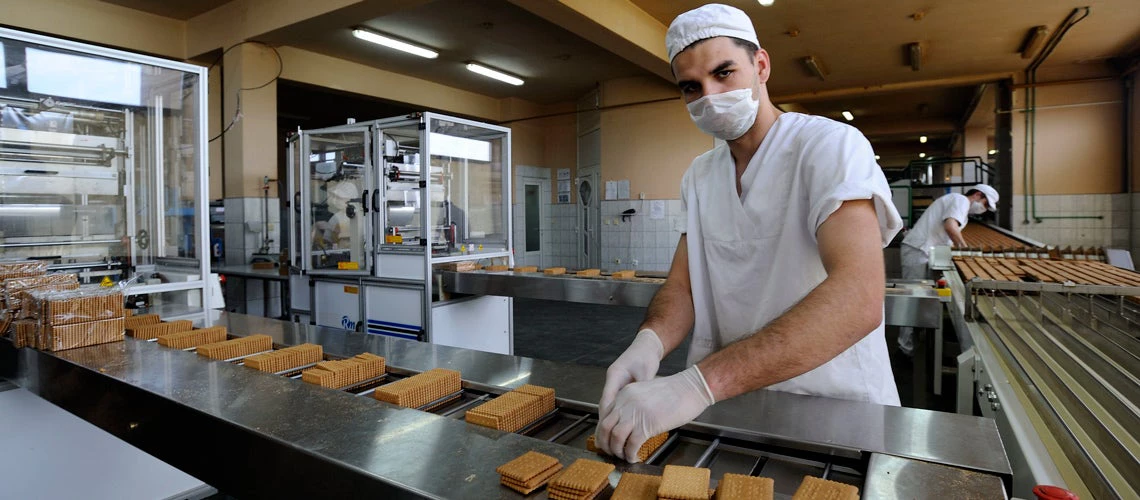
596 365 715 462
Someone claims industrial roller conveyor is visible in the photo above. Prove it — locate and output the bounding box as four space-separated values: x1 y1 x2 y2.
3 312 1009 498
947 272 1140 499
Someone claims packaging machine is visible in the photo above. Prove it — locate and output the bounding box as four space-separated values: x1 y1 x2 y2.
0 28 211 315
3 311 1011 498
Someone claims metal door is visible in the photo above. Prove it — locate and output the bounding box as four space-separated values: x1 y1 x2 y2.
577 171 600 268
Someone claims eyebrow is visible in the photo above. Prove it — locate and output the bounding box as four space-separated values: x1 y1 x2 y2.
676 60 738 90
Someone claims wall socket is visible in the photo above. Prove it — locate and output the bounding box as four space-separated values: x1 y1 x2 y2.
631 259 638 266
614 258 622 264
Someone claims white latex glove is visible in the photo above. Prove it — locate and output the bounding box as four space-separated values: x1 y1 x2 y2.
597 365 716 462
595 329 663 451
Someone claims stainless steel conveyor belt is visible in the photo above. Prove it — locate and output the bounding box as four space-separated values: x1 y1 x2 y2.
3 312 1010 498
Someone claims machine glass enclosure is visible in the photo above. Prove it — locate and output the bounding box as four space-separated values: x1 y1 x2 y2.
423 114 510 260
301 125 372 275
0 28 209 311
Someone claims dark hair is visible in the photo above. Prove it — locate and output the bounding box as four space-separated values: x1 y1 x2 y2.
965 189 980 197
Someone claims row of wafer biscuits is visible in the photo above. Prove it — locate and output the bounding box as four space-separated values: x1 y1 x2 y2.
129 320 192 340
29 288 124 326
157 326 228 349
465 384 556 432
609 465 856 500
301 353 386 389
373 368 461 408
244 343 323 373
197 334 273 360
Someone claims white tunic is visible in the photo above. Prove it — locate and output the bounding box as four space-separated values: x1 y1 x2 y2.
678 112 902 406
901 193 970 254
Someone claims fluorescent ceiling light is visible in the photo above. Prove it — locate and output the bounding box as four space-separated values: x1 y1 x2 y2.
907 42 923 71
0 205 61 216
466 63 524 86
919 135 928 143
0 42 6 89
988 149 998 155
874 155 881 160
352 28 438 59
802 56 827 80
1020 26 1049 59
758 0 775 5
918 153 926 158
841 110 854 121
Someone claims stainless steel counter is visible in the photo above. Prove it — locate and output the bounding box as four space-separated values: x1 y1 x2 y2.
4 312 1011 498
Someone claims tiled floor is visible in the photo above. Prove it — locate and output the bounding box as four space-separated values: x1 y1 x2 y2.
513 298 955 411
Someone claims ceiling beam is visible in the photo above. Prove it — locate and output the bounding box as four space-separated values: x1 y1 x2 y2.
854 117 957 138
508 0 672 82
773 72 1014 104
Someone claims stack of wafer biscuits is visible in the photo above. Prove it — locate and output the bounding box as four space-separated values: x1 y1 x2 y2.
714 473 774 500
11 320 36 348
466 384 556 432
485 265 509 272
609 270 637 280
496 451 563 495
196 334 273 360
5 274 79 316
513 266 538 273
790 476 859 500
373 368 461 407
244 343 323 373
547 458 614 500
124 314 161 331
40 317 125 351
128 320 193 340
157 326 227 349
0 261 47 282
585 432 669 463
301 352 386 389
611 472 662 500
658 465 711 500
543 267 567 276
576 269 601 277
33 288 123 325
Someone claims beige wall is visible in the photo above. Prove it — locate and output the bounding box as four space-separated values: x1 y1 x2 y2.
1132 77 1140 193
1011 79 1124 195
0 0 186 58
543 113 578 204
599 76 711 199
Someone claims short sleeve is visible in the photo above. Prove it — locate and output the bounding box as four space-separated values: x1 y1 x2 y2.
943 195 969 227
674 167 692 234
803 124 903 247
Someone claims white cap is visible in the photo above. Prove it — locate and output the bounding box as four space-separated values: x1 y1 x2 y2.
972 184 999 211
666 4 760 62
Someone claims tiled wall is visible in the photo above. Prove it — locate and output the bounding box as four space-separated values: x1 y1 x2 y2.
222 196 282 316
1008 194 1131 252
600 200 685 272
545 204 579 268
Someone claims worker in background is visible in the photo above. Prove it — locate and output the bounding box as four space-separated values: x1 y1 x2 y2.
897 184 998 355
595 3 903 462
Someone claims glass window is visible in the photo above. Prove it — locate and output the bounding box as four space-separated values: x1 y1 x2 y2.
0 31 204 290
427 116 509 259
524 184 540 252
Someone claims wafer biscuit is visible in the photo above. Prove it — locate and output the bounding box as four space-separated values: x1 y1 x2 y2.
128 320 192 340
496 451 562 494
790 476 859 500
12 319 36 349
244 343 324 372
548 459 613 500
586 431 669 462
499 462 561 494
32 288 124 326
543 267 567 275
486 265 509 272
611 472 661 500
300 352 386 388
466 384 556 432
715 473 774 500
610 270 637 280
41 317 124 351
156 326 227 349
659 465 711 500
196 334 273 360
513 266 538 273
124 314 161 330
576 269 601 277
374 368 461 407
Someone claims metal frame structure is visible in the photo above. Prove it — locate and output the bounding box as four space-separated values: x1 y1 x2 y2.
0 28 211 313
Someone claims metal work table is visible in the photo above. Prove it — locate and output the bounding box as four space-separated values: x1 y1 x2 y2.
440 270 948 405
213 264 290 319
4 312 1010 498
0 382 215 500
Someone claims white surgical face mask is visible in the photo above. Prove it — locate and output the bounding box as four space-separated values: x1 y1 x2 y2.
969 201 987 215
686 87 759 141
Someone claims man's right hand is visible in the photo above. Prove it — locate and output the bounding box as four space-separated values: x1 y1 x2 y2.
596 329 663 451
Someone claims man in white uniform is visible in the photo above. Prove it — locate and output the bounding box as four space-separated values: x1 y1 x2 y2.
897 184 998 354
595 4 905 462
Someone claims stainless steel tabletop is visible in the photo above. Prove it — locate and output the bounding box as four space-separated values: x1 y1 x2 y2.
0 385 215 500
863 453 1007 499
212 264 290 281
439 271 945 328
202 312 1010 476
